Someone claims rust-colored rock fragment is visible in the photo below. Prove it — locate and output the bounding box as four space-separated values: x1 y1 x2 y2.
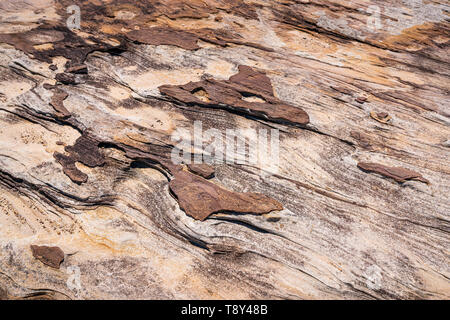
169 170 283 221
30 245 64 269
159 65 309 126
357 162 429 184
55 72 76 85
370 111 391 124
126 26 273 52
356 96 367 103
127 27 201 50
43 83 56 90
64 134 105 168
228 65 274 96
125 148 282 221
187 164 215 179
49 90 71 119
54 152 88 184
0 26 123 65
54 133 105 184
66 64 88 74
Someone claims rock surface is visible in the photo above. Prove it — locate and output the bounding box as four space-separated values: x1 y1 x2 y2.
0 0 449 299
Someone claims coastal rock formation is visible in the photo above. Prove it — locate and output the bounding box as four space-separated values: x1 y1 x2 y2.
0 0 449 299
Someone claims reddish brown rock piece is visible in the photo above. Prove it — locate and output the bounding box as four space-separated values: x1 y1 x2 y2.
377 112 389 119
228 65 274 96
126 26 273 52
355 96 367 103
49 90 71 119
187 164 215 179
55 72 76 85
0 26 123 65
54 152 88 184
125 149 282 221
159 65 310 126
370 111 391 124
65 64 88 74
54 133 105 184
127 27 200 50
64 134 105 168
357 162 430 184
169 170 283 221
30 245 64 269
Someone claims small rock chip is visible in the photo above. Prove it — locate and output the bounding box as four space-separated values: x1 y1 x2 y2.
50 90 71 119
356 97 367 103
55 72 76 85
65 64 88 74
0 287 8 300
30 245 64 269
357 162 429 184
187 164 215 179
127 27 200 50
370 111 391 124
377 112 389 119
265 213 281 222
43 83 56 90
54 152 88 184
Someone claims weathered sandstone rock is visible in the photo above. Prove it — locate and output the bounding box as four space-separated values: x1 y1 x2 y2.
0 0 448 300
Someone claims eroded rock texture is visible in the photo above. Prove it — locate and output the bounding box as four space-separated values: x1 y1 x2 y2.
0 0 449 299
